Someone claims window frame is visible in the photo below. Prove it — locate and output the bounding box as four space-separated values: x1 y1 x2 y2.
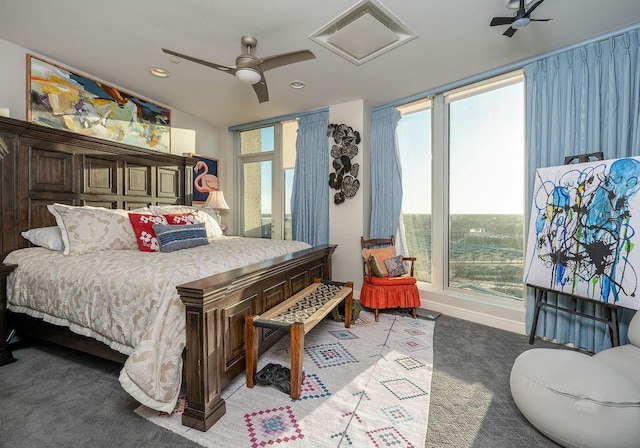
234 122 293 240
397 70 526 307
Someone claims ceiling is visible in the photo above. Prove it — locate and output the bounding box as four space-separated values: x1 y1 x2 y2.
1 0 639 129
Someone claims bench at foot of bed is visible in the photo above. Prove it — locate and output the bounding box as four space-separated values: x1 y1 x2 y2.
245 278 353 399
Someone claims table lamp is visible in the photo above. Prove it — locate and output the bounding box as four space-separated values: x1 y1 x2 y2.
204 190 229 224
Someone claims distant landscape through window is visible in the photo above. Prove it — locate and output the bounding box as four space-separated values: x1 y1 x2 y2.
398 76 525 301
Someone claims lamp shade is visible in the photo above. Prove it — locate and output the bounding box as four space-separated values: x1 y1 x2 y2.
235 68 261 84
204 190 229 210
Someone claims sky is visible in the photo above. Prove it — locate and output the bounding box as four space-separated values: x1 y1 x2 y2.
397 81 525 215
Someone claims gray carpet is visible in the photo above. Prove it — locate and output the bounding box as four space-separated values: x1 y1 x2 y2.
0 340 202 448
0 314 562 448
425 314 561 448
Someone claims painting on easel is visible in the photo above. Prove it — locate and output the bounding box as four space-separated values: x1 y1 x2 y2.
524 155 640 310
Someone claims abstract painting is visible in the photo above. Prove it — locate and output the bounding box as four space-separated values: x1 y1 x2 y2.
27 55 171 152
524 156 640 309
185 153 218 203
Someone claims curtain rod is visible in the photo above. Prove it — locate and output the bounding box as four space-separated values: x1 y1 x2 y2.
228 106 328 132
373 22 640 112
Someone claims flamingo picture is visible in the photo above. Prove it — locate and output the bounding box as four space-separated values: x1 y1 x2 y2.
194 160 218 193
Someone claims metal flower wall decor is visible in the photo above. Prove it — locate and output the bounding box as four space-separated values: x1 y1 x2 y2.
327 123 361 205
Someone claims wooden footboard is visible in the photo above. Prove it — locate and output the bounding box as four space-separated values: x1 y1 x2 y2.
177 244 336 431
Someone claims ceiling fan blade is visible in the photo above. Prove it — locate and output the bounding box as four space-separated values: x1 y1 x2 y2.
252 78 269 103
259 50 315 72
503 27 518 38
524 0 545 17
161 48 237 74
490 17 515 26
530 18 552 21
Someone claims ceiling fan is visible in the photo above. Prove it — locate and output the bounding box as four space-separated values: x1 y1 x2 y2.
162 36 315 103
490 0 551 38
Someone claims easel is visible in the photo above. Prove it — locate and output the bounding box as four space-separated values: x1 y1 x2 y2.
528 150 621 348
563 151 604 164
527 284 620 347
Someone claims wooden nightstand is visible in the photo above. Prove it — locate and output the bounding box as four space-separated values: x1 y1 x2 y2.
0 263 17 366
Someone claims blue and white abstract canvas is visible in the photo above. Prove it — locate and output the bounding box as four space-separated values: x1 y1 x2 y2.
524 156 640 309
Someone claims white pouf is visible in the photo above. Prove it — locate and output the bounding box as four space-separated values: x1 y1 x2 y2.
510 347 640 448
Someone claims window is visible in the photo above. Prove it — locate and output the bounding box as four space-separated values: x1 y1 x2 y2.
242 160 272 238
397 100 432 283
447 78 525 299
396 72 525 302
235 120 298 240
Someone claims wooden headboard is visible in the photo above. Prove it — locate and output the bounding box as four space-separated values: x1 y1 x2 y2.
0 116 194 260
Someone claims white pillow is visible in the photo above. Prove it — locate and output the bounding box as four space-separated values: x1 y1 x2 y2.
196 209 224 237
21 226 65 251
150 205 223 237
149 204 194 214
47 203 138 255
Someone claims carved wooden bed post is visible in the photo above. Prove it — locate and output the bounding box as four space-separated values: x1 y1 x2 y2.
179 289 226 431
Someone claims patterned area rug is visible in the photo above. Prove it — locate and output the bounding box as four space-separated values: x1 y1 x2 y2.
135 309 434 447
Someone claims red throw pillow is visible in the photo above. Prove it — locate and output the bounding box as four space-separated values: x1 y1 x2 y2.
163 212 199 225
128 213 196 252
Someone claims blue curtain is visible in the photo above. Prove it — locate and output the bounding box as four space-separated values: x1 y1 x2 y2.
525 29 640 352
291 109 329 246
370 107 402 239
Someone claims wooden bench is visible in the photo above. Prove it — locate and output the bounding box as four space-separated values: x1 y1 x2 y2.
245 278 354 399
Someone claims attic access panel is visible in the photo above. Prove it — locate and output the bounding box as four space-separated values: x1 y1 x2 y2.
309 0 417 66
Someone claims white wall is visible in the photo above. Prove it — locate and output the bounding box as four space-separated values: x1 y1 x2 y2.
328 100 366 290
0 38 27 119
0 38 222 162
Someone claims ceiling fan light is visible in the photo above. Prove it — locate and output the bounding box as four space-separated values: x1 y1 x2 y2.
235 68 261 84
512 17 530 28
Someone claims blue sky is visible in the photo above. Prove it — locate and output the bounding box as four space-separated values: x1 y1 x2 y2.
398 82 524 215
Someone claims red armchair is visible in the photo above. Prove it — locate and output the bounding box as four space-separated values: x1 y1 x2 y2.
360 236 421 322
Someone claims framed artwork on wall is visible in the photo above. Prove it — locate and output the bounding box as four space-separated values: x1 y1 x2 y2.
26 54 171 152
185 153 219 203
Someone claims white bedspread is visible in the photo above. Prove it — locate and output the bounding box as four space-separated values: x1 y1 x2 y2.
4 237 311 412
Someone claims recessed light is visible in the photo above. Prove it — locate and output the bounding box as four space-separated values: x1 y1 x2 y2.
168 56 180 64
290 80 306 89
149 67 170 78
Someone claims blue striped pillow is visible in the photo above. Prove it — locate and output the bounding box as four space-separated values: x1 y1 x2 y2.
152 222 208 252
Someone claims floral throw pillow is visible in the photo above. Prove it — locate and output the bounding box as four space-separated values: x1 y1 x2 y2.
384 255 408 277
150 205 224 237
48 203 138 256
128 212 197 252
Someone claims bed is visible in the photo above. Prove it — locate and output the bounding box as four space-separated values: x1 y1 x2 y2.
0 116 336 431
